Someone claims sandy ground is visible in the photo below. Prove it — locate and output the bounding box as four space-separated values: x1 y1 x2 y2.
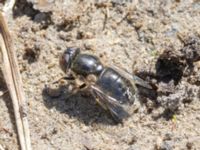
0 0 200 149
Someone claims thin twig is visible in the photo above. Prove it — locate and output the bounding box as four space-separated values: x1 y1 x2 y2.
102 3 110 31
0 12 32 150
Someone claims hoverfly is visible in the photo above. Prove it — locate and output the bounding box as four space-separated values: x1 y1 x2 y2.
59 47 152 122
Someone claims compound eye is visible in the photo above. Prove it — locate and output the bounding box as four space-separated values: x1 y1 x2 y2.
59 47 80 73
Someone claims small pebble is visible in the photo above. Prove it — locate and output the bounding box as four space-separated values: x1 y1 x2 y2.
186 142 193 150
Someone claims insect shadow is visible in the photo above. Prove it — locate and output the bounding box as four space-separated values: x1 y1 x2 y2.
42 85 118 125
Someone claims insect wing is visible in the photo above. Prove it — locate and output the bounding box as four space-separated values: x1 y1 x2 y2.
90 85 129 122
111 65 152 89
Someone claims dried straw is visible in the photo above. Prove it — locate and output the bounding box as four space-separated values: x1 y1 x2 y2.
0 12 32 150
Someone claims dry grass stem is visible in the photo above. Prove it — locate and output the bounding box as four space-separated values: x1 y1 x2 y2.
0 12 32 150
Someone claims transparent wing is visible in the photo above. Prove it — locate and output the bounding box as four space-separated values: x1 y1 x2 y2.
111 65 152 89
90 85 130 122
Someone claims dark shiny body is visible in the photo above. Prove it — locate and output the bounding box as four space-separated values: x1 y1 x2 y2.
72 54 103 76
60 48 151 122
96 67 135 105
